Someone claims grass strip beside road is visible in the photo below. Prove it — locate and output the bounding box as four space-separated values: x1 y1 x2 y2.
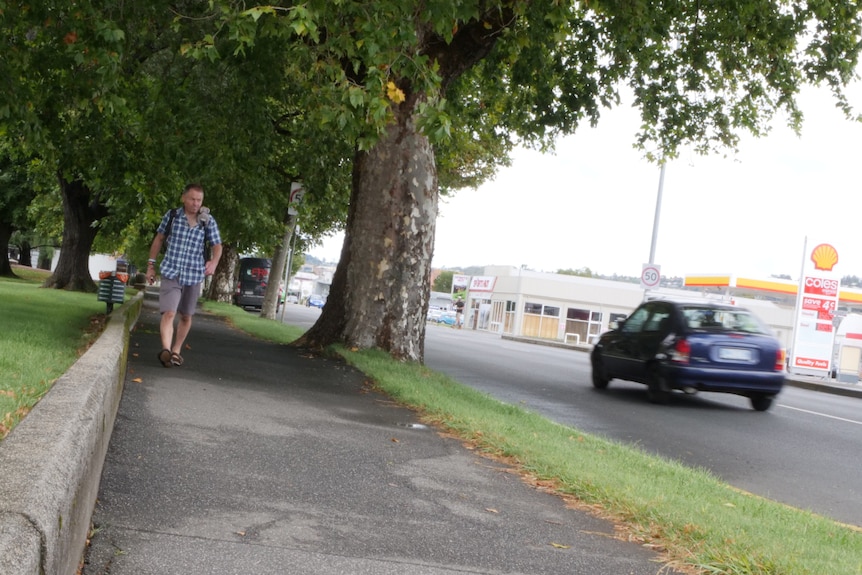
204 301 862 575
0 269 107 438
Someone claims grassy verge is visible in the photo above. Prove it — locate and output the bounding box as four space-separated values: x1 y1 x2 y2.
0 267 107 437
202 301 862 575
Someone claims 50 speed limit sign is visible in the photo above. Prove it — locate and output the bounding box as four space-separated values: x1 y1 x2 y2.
640 264 661 289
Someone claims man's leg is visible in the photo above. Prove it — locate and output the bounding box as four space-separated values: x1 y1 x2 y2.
160 311 176 351
172 313 193 355
171 282 202 359
158 278 183 355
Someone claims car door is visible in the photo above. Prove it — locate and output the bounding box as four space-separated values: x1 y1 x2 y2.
601 303 650 380
602 302 672 383
635 303 674 380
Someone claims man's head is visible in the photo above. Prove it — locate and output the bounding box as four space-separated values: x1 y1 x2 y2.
182 183 204 215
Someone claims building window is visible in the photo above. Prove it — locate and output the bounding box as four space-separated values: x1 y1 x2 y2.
609 313 627 326
523 301 560 339
525 302 543 314
543 305 560 317
565 307 601 344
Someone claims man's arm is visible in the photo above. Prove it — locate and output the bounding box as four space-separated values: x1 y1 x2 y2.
146 232 165 284
205 243 223 277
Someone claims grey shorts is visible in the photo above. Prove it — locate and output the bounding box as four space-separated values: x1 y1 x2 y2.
159 277 202 316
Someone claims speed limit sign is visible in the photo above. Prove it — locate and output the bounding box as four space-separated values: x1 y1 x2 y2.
641 264 661 289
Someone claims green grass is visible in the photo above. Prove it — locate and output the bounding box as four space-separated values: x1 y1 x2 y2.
0 268 107 437
201 301 305 343
5 285 862 573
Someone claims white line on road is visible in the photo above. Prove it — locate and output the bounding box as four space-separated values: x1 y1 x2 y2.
779 404 862 426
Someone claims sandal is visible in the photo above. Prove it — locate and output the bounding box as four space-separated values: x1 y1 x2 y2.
170 352 184 366
158 349 173 368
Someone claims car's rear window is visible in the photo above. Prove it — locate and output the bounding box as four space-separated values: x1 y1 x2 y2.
680 306 770 335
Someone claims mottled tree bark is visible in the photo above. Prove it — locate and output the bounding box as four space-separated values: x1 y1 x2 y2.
295 103 437 362
294 11 507 362
206 243 238 303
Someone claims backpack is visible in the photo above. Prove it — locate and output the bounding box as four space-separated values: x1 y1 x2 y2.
160 208 178 254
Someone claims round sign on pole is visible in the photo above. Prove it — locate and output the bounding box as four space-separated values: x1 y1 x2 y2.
641 264 661 289
288 182 304 216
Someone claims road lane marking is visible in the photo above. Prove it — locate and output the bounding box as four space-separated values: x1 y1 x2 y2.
779 404 862 426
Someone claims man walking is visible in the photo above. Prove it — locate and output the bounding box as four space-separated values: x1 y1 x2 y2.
454 297 465 329
146 183 223 367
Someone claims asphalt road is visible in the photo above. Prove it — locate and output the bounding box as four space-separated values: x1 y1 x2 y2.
279 305 862 528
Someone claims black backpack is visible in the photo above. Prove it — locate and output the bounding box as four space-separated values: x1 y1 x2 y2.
160 208 178 254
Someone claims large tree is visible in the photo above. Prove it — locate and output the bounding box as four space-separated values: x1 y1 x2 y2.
1 2 340 292
206 1 861 362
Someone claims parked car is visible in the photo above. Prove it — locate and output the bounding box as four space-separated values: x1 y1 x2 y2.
590 298 786 411
307 294 326 308
438 311 457 326
233 257 271 310
427 308 444 322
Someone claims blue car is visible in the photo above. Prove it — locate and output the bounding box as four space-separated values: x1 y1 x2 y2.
437 311 457 326
590 298 786 411
307 295 325 309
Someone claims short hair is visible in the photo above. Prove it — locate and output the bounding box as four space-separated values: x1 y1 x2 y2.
183 183 204 195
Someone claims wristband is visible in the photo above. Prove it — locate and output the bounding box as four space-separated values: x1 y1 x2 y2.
147 259 156 264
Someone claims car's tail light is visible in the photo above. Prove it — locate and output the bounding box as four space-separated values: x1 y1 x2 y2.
670 339 691 364
775 349 786 372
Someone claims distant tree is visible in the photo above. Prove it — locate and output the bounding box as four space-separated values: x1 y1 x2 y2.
771 274 793 281
462 266 487 277
557 267 595 278
842 275 861 287
433 270 454 293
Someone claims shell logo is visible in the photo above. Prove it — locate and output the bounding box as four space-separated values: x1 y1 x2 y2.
810 243 838 271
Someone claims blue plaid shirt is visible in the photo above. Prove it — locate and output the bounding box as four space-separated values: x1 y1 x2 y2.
157 208 222 286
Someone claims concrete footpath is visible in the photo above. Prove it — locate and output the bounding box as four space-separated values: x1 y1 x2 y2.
3 291 860 575
78 295 689 575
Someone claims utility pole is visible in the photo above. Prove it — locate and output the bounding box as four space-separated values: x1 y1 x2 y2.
649 162 665 266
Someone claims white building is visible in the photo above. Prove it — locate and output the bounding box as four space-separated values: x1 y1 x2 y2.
458 266 820 350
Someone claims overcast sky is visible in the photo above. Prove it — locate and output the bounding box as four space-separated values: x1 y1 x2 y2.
310 78 862 282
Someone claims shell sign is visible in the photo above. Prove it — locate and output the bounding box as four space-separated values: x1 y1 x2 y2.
790 239 840 375
810 243 838 272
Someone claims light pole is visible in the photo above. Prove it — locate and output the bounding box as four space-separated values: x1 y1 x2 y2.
649 162 665 266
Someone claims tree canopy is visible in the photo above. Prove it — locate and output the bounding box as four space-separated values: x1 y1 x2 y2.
3 1 861 361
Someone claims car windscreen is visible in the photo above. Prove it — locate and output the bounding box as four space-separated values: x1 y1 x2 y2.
680 306 771 335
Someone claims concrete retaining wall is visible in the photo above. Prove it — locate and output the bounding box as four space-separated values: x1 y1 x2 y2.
0 291 143 575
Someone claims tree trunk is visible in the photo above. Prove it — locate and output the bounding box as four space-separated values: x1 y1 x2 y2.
17 239 32 267
295 103 437 362
0 222 17 278
206 243 238 303
261 213 295 320
43 176 107 292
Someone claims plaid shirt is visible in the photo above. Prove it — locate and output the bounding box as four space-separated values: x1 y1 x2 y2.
157 208 222 286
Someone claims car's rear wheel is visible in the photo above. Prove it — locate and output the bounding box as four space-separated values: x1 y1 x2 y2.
591 357 610 389
750 395 774 412
647 367 671 404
